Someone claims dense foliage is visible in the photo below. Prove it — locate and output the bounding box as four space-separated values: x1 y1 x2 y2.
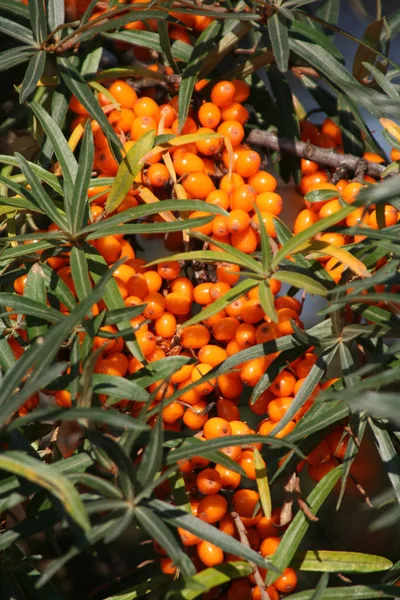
0 0 400 599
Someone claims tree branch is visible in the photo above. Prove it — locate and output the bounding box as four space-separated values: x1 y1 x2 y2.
246 129 387 179
231 512 271 600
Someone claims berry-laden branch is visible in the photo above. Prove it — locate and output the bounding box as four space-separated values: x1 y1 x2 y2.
246 129 388 179
231 512 271 600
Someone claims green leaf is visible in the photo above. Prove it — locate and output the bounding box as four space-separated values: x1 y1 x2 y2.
0 16 35 44
23 263 48 340
309 573 329 600
178 21 221 132
47 0 64 35
0 47 33 73
289 18 342 59
20 50 46 103
57 56 123 159
353 19 385 84
292 550 393 573
136 401 163 490
105 31 191 62
159 15 179 74
105 129 155 214
168 562 253 600
41 263 76 311
369 419 400 506
266 466 343 585
15 152 67 230
146 249 249 271
149 498 278 573
0 450 90 531
71 120 93 234
285 586 400 599
182 278 261 327
316 0 340 26
258 279 278 323
0 0 30 19
135 506 196 578
41 75 71 166
0 337 16 372
29 0 47 42
102 575 170 600
93 374 149 402
70 246 92 302
0 260 120 424
269 12 290 72
336 415 366 510
30 100 78 193
273 270 328 296
253 448 272 519
0 292 62 323
253 202 272 273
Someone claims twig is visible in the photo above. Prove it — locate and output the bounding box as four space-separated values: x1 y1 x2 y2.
246 129 387 179
348 473 373 508
231 512 271 600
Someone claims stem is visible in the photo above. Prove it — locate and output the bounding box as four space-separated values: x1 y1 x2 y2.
246 129 387 178
231 512 271 600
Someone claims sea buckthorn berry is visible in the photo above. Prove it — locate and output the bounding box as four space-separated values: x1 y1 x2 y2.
173 152 205 176
235 323 256 348
197 540 224 567
299 170 329 195
235 150 261 177
206 190 230 212
232 489 261 526
96 235 122 264
230 184 257 212
342 181 365 204
249 170 277 193
252 586 279 600
160 557 177 575
136 329 156 356
198 102 221 128
147 163 170 187
209 281 231 301
241 299 265 324
181 324 210 349
294 208 319 234
258 419 296 438
172 116 197 135
308 457 337 481
198 494 228 523
165 292 192 315
217 398 240 422
127 274 148 299
260 535 281 557
217 120 245 146
232 79 250 102
171 276 194 299
270 370 296 397
251 211 277 238
193 282 213 305
203 417 232 439
274 568 298 593
213 317 240 341
162 401 185 424
275 295 301 313
197 468 222 495
158 103 176 127
219 172 245 194
319 199 342 220
142 292 165 320
108 107 134 132
276 307 301 336
108 80 137 108
231 226 258 253
218 373 244 399
325 257 346 284
13 274 28 295
191 363 216 395
183 399 209 429
238 450 257 480
369 204 398 229
301 158 319 175
255 322 280 344
133 96 159 119
178 528 200 547
255 192 283 215
182 172 215 198
219 514 236 536
211 80 236 107
157 260 180 280
250 389 274 416
326 428 349 460
131 115 157 140
215 465 241 490
267 396 293 422
226 209 250 233
227 579 252 600
226 296 246 318
198 345 228 366
212 215 229 237
55 390 72 408
240 358 267 387
221 102 249 125
154 312 176 338
195 126 223 155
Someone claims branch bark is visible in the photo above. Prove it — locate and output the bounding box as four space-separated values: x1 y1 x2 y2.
246 129 387 179
231 512 271 600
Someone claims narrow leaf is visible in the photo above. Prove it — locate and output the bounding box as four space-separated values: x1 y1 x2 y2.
292 550 392 573
254 448 272 519
20 50 46 103
71 120 93 233
269 12 290 72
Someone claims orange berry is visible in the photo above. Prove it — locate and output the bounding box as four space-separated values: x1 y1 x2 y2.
274 568 298 593
198 102 221 128
197 540 224 567
255 192 283 215
197 467 222 495
142 292 165 320
234 150 261 177
342 182 364 204
249 389 274 416
162 401 185 423
241 299 265 324
183 172 215 198
232 79 250 103
258 419 296 438
172 116 197 135
198 344 228 366
196 126 224 156
178 527 200 547
203 417 232 439
368 204 398 229
216 398 240 422
165 292 192 315
227 579 252 600
299 171 329 195
293 209 319 234
181 324 210 349
133 96 159 119
173 151 205 176
221 102 249 125
215 465 241 490
198 494 228 523
157 260 180 280
130 115 157 140
226 209 250 233
55 390 72 408
211 80 236 107
219 172 245 194
267 396 293 422
232 488 261 526
147 163 170 187
213 317 240 341
191 363 216 395
230 183 257 212
217 120 245 146
255 322 280 343
218 373 244 399
160 557 177 575
270 370 296 397
325 257 346 283
238 450 258 480
252 210 277 238
108 80 137 109
183 400 209 429
231 226 258 253
96 235 122 264
260 536 281 557
155 312 177 338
